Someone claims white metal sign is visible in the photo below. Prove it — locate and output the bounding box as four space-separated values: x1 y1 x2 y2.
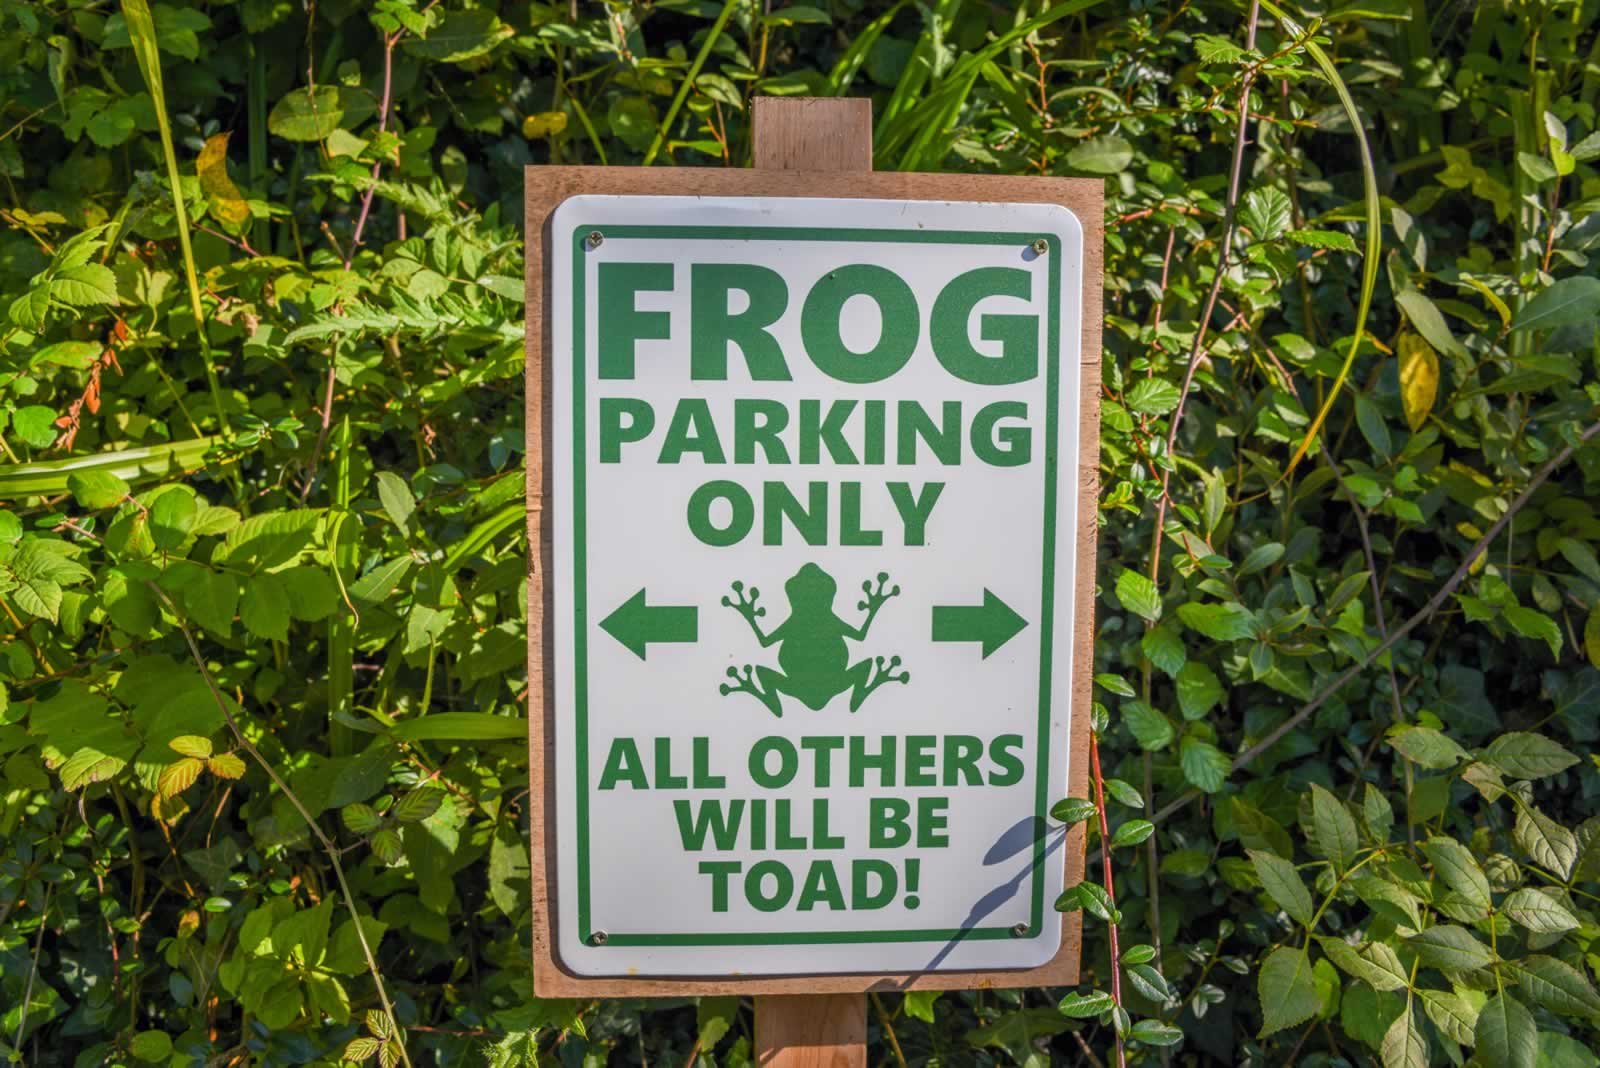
550 195 1084 977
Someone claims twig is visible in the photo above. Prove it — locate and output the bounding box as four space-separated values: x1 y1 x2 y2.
1113 416 1600 847
870 993 909 1068
152 585 414 1068
11 883 53 1058
1090 732 1127 1068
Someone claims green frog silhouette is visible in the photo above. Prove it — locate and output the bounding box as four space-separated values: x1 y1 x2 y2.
718 564 910 717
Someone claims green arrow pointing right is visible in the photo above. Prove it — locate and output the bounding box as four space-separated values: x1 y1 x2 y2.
931 590 1028 658
599 589 698 660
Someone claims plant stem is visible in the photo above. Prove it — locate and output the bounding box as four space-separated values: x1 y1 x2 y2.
1090 731 1127 1068
643 0 740 166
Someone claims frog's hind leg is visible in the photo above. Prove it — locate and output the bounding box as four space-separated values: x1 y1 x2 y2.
720 664 784 718
846 655 910 712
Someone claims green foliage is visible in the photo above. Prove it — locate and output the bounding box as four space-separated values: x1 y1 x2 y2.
2 0 1599 1065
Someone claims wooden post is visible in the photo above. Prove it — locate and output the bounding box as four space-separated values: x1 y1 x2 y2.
750 96 873 1068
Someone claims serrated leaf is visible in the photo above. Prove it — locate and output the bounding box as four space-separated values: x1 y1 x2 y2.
1248 849 1312 925
1404 925 1494 972
240 572 291 641
1066 135 1133 174
1310 784 1360 872
1386 724 1467 769
1114 568 1161 622
183 569 238 637
1380 1005 1427 1068
1125 378 1181 416
370 828 403 864
393 787 444 823
1515 954 1600 1017
1175 661 1223 720
1514 805 1578 878
207 753 246 779
1419 989 1477 1047
375 471 415 532
1475 993 1536 1068
50 263 119 306
1180 736 1230 793
1121 699 1174 751
1484 731 1579 780
1500 888 1578 933
1176 601 1256 641
168 735 213 759
158 757 205 798
67 471 130 509
1317 937 1408 992
1257 946 1320 1036
342 803 382 835
1421 837 1491 917
1363 785 1394 842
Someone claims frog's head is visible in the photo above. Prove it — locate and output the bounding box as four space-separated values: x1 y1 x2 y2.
784 563 836 614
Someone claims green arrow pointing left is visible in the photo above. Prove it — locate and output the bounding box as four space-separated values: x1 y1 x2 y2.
599 589 698 660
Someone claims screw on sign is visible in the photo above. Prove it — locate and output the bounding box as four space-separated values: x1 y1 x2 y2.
525 98 1103 1066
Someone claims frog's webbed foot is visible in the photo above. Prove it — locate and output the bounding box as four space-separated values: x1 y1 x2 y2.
719 664 782 718
857 572 901 620
721 580 767 633
849 655 910 712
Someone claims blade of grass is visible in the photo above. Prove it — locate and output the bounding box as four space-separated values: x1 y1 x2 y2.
121 0 231 438
0 437 226 499
826 1 908 95
642 0 740 166
329 415 357 757
1263 0 1381 476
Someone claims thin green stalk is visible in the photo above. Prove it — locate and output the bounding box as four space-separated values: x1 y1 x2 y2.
121 0 231 438
1267 0 1381 476
329 416 358 757
642 0 739 166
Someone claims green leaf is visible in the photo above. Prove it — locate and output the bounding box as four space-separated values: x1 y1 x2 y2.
1484 731 1579 780
1403 925 1494 972
67 471 130 509
1128 1019 1183 1046
1125 378 1181 416
1419 989 1477 1047
1475 993 1537 1068
1421 837 1491 920
1515 955 1600 1018
1241 187 1293 242
241 572 291 641
1317 936 1407 992
393 786 444 823
1051 797 1098 825
1395 286 1465 358
375 470 416 532
1114 568 1161 622
1310 784 1359 872
1121 699 1174 751
1176 601 1256 641
50 263 119 306
390 712 525 742
1057 990 1114 1018
1514 805 1578 878
130 1031 173 1062
1179 736 1229 793
696 995 738 1050
1111 819 1154 848
403 9 513 62
1500 888 1579 933
1363 784 1394 842
1380 1005 1427 1068
1066 135 1133 174
1248 849 1312 925
1510 275 1600 332
268 86 375 141
902 991 939 1024
169 735 213 759
11 406 59 449
279 566 339 622
1504 605 1563 657
1386 725 1468 769
150 487 196 550
1175 661 1223 719
183 570 238 637
1257 946 1320 1036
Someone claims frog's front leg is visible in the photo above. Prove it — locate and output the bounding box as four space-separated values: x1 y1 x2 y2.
846 655 910 712
722 580 778 647
719 664 785 718
849 572 901 639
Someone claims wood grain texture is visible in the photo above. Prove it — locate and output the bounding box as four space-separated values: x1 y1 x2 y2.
752 98 873 171
525 165 1101 998
756 995 867 1068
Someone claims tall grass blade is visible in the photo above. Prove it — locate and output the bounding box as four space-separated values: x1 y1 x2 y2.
121 0 231 436
642 0 740 166
1262 0 1382 476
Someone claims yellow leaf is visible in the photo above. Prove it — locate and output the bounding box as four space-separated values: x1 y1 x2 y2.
521 111 569 139
197 132 251 229
1585 605 1600 669
157 756 204 798
1398 331 1439 432
208 752 247 779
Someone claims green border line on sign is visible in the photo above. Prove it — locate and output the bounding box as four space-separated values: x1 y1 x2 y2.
569 223 1065 949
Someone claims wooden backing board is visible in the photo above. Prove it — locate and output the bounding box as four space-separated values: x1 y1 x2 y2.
524 165 1102 997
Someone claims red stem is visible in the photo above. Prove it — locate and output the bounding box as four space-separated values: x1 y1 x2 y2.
1090 731 1127 1068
